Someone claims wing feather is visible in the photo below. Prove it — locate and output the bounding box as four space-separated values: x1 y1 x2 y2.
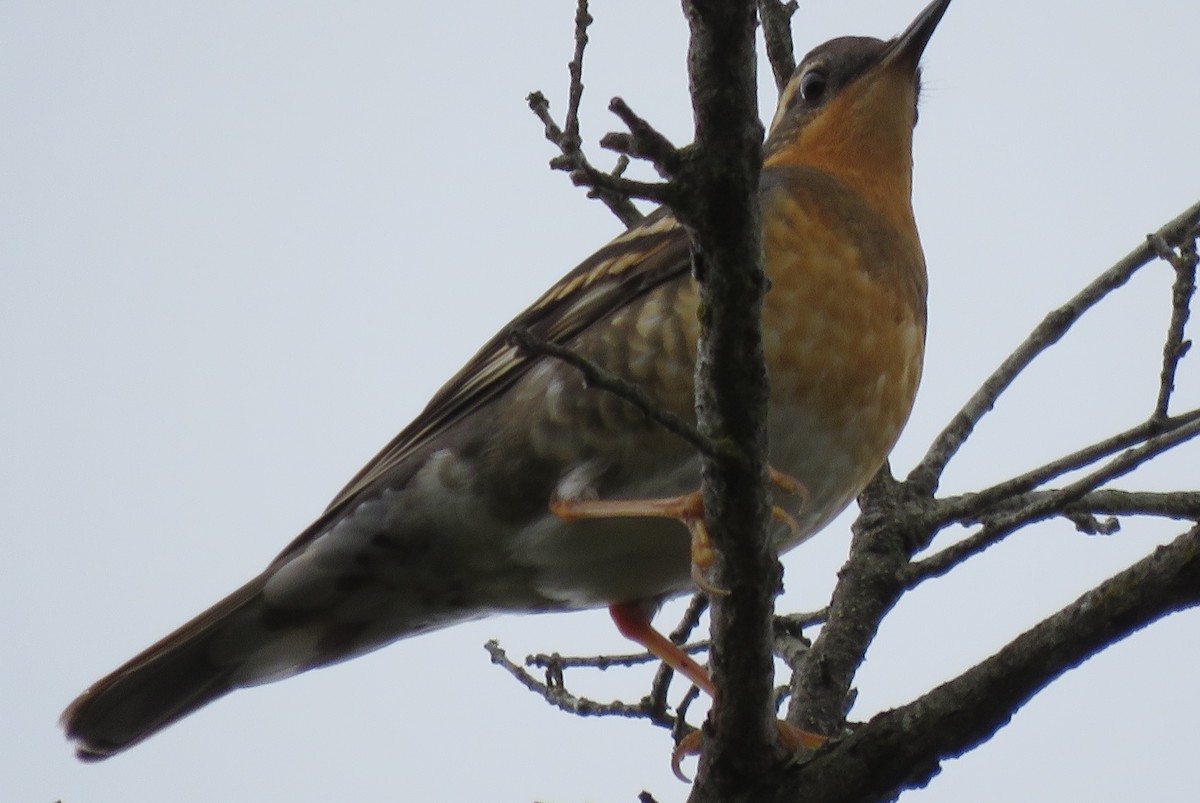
270 207 690 565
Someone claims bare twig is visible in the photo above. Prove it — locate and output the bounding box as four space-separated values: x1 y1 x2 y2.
1151 229 1198 418
484 640 666 723
772 626 810 681
524 1 646 225
487 606 717 736
600 97 683 178
909 199 1200 496
672 685 703 745
526 640 710 673
563 145 674 206
669 594 710 643
527 90 655 225
952 488 1200 530
1062 509 1120 535
757 0 798 91
525 1 686 222
508 326 724 461
774 608 828 631
649 595 711 716
1068 488 1200 520
562 0 591 147
932 407 1200 526
907 415 1200 585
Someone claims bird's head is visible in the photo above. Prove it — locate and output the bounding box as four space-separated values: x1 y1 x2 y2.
764 0 950 221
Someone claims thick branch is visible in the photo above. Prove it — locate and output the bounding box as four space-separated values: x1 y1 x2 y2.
678 1 776 800
766 524 1200 803
786 469 929 737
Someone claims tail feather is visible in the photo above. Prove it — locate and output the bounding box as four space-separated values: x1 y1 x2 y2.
61 575 268 760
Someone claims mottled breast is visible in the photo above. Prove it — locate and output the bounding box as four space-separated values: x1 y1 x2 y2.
759 165 927 543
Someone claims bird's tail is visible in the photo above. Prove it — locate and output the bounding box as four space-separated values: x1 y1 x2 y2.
62 574 282 760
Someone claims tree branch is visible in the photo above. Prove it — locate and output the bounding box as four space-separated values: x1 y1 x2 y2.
524 0 649 226
908 414 1200 585
767 524 1200 803
676 1 777 799
786 468 929 738
484 639 673 726
600 97 684 179
649 596 711 719
757 0 798 91
932 407 1200 527
1064 488 1200 520
909 199 1200 497
1151 228 1198 418
944 488 1200 532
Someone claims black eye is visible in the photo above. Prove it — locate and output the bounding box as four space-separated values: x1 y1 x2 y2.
799 69 828 103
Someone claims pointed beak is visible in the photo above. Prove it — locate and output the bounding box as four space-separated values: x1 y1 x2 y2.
884 0 951 69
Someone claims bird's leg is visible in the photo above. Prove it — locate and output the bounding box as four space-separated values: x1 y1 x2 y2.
608 602 716 782
552 490 727 595
611 600 825 781
556 471 819 780
552 472 816 777
608 601 714 695
551 468 808 596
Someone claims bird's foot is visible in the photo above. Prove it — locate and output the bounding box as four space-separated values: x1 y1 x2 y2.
607 601 714 695
670 720 826 782
551 468 808 596
551 489 729 595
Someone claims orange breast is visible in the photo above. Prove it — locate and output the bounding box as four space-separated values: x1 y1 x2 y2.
759 170 926 541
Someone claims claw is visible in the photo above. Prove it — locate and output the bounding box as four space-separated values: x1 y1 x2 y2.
669 721 827 782
671 729 703 782
775 720 827 753
685 516 730 597
552 468 819 782
769 467 808 501
770 504 801 541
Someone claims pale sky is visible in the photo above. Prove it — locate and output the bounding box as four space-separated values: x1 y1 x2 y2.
4 1 1199 801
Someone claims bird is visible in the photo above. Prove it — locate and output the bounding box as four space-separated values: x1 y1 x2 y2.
62 0 948 761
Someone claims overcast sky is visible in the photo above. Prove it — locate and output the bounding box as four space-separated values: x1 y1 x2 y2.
4 1 1199 801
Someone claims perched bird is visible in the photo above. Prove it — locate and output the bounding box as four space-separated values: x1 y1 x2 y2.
63 0 948 760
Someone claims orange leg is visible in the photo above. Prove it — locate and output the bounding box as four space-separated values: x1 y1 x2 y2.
609 601 714 696
551 468 808 596
608 602 714 781
553 490 728 595
554 472 819 780
610 601 825 781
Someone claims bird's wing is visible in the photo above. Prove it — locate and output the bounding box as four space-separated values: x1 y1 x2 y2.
271 206 691 564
